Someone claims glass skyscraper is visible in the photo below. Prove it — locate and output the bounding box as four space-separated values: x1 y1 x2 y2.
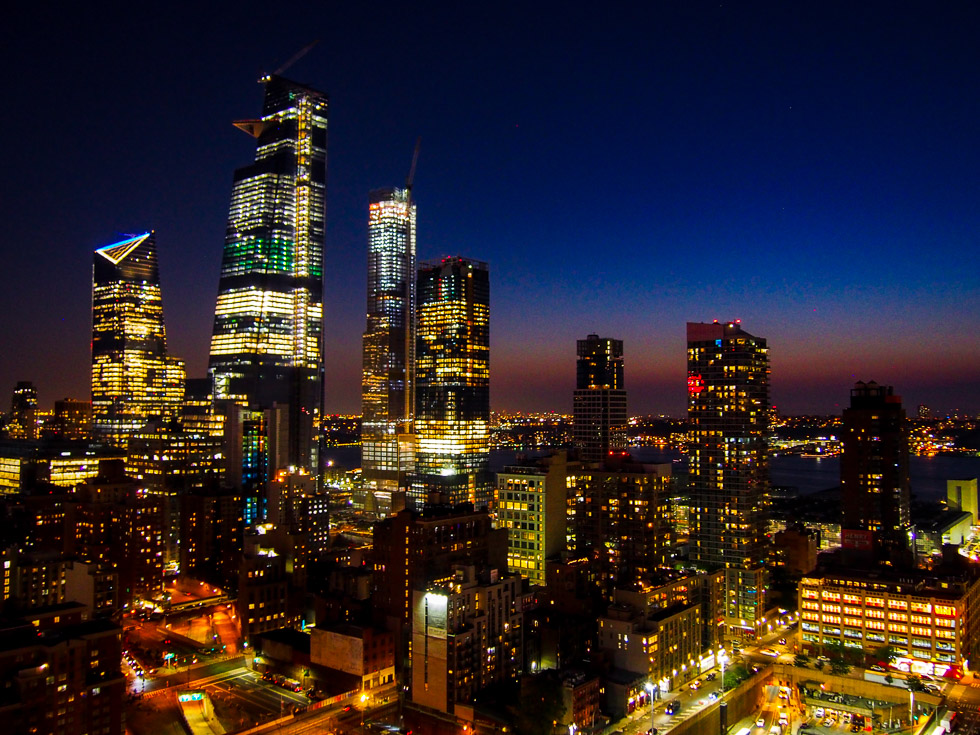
91 232 185 445
361 188 417 505
687 320 769 643
412 257 490 508
208 75 327 471
572 334 627 462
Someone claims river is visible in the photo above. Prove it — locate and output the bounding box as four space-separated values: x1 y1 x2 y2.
321 446 980 502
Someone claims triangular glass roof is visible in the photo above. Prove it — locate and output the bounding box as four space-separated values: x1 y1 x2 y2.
95 233 151 264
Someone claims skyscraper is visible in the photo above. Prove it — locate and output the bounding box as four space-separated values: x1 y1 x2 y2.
209 75 327 472
91 232 184 445
840 381 912 563
413 257 490 507
687 320 769 642
572 334 627 461
361 188 417 508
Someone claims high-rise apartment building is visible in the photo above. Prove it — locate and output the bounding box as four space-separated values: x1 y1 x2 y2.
66 460 164 607
411 565 523 714
567 456 673 595
496 452 570 586
361 188 417 509
91 232 185 446
840 381 912 563
372 505 507 631
573 335 627 462
687 320 770 642
413 257 490 507
208 75 328 472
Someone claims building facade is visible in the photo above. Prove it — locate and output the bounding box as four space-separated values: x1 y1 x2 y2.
0 617 125 735
91 232 185 446
410 565 523 714
66 460 164 608
597 601 703 692
573 334 627 462
208 75 328 472
687 321 770 642
568 458 673 595
840 381 912 564
413 258 490 508
799 565 980 677
495 452 569 586
361 187 417 510
372 505 507 630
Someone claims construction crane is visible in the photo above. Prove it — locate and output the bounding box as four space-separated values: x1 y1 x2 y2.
405 136 421 199
259 40 319 82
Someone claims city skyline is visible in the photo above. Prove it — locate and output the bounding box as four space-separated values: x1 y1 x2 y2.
2 3 979 416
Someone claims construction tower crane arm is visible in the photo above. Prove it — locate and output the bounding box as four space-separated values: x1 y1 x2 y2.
261 40 320 81
406 136 421 196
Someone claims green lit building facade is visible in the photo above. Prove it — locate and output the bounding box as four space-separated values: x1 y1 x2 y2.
208 75 327 473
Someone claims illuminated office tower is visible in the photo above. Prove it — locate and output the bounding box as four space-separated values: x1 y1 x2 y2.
413 257 490 507
840 381 912 564
573 334 627 461
91 232 185 446
8 381 38 439
208 75 327 472
361 188 417 509
687 320 769 642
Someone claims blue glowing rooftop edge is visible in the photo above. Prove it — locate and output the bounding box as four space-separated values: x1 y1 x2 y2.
95 232 151 264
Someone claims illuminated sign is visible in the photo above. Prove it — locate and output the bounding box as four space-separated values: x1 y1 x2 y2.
687 374 705 395
178 692 204 702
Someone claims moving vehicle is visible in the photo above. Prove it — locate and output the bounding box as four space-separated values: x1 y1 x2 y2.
756 718 765 729
666 700 680 715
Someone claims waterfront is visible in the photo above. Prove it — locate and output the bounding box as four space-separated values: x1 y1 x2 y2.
322 446 980 503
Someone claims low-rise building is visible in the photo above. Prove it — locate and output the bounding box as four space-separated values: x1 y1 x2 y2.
311 623 396 693
799 554 980 676
597 600 702 691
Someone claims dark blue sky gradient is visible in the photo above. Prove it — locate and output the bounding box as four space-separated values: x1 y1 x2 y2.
1 3 977 416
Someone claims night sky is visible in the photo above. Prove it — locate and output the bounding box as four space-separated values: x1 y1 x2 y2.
2 3 978 416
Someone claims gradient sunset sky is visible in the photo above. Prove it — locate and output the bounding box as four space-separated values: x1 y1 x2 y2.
1 2 977 416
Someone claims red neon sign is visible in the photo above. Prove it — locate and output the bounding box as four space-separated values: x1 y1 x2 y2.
688 374 705 394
